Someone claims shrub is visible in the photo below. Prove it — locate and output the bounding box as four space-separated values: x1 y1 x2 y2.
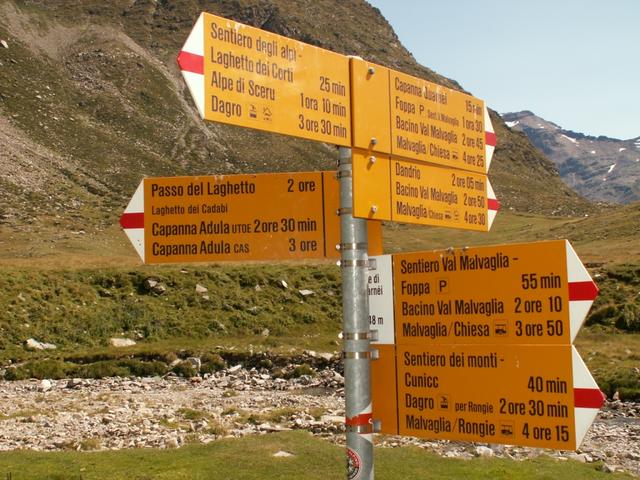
206 420 227 436
617 387 640 401
288 363 315 379
597 368 640 400
120 359 168 377
3 360 69 380
257 358 273 369
74 361 129 379
614 303 640 331
3 367 24 381
172 360 197 378
586 305 617 326
264 407 298 423
200 353 226 374
178 408 209 421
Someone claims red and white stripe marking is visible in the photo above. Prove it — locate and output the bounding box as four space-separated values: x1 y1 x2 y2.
487 178 499 229
346 403 374 444
177 13 205 117
572 345 606 447
566 240 599 342
485 106 496 171
119 180 145 262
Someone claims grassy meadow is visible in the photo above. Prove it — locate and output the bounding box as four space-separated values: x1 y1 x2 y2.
0 431 634 480
0 208 639 397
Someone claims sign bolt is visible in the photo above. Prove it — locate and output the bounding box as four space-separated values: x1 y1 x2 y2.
368 67 376 75
370 205 378 214
368 156 376 164
370 137 377 146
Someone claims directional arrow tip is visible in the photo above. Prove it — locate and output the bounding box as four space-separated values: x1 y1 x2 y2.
485 131 497 148
177 51 204 75
574 387 607 409
569 280 599 301
120 212 145 230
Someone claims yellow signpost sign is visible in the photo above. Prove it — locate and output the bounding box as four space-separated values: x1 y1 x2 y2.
371 343 603 450
392 241 599 345
352 150 498 231
367 244 603 449
350 59 491 174
367 242 599 347
120 171 382 263
179 12 351 146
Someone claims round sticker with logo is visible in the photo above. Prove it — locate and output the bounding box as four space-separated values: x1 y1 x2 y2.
347 448 362 480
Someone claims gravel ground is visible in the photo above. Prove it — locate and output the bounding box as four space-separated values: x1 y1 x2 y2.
0 367 637 477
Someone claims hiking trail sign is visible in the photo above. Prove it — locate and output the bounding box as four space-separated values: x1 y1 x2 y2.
352 150 499 230
120 171 382 263
350 58 496 174
368 240 599 345
371 342 605 450
367 240 604 449
178 12 351 146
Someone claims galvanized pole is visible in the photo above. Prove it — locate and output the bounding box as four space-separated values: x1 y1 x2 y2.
338 145 374 480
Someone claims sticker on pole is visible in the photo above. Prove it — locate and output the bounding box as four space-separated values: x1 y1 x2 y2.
347 448 362 480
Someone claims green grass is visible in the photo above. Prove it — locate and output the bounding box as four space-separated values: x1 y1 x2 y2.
0 431 632 480
0 253 638 397
0 263 342 360
382 206 640 266
587 264 640 332
575 329 640 400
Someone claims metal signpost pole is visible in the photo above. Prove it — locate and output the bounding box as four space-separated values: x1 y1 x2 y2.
338 146 374 479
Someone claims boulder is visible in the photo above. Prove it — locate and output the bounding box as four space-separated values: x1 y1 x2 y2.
272 450 294 458
24 338 57 350
143 278 166 295
475 446 494 458
110 338 136 348
38 379 52 392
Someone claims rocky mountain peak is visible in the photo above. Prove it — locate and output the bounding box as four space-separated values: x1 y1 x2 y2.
502 111 640 204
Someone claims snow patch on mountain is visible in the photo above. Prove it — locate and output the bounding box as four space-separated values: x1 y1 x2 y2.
561 134 579 145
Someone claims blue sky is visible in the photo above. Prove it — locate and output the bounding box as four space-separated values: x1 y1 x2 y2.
367 0 639 140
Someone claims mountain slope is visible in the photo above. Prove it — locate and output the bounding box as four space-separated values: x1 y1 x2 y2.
0 0 592 265
502 111 640 204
